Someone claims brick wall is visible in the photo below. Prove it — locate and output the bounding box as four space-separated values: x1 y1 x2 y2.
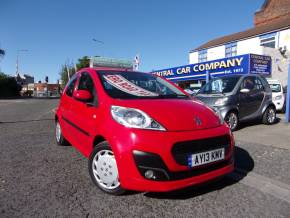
254 0 290 26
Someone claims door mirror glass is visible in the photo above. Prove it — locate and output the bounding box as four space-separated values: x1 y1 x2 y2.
240 88 250 94
73 90 93 102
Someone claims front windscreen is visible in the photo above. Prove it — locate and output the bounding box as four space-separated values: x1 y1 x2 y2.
98 71 188 99
269 84 281 92
199 76 240 94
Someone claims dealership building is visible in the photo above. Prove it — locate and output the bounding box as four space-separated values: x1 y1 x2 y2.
153 0 290 87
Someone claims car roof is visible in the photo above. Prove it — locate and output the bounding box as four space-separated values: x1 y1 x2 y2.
266 79 281 84
81 67 136 72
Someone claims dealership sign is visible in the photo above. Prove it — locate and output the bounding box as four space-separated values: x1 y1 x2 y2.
152 54 271 82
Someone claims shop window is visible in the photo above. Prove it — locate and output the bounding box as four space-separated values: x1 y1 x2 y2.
260 32 276 48
225 42 237 57
198 50 207 63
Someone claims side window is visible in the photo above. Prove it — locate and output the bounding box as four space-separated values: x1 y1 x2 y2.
241 77 255 91
77 72 97 104
65 74 78 97
254 77 264 91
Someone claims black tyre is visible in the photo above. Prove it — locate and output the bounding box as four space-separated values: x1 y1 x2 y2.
225 111 239 131
55 120 68 146
88 141 126 195
262 106 276 125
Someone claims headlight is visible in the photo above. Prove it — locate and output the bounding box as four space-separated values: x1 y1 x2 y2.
274 95 282 100
111 106 166 131
214 97 228 106
210 106 224 125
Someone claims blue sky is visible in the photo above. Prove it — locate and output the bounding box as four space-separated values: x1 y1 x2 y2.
0 0 264 83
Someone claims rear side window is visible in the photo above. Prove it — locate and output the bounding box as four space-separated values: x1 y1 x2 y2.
65 74 78 97
254 77 264 91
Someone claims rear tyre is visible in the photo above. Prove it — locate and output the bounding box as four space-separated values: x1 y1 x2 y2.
88 141 126 195
225 111 239 131
262 106 276 125
55 120 68 146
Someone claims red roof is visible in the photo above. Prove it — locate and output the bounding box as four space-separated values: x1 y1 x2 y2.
191 17 290 52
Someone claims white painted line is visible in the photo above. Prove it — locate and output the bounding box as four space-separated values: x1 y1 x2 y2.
229 169 290 203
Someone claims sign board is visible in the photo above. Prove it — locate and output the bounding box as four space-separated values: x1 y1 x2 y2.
249 54 272 75
90 57 133 69
152 54 271 82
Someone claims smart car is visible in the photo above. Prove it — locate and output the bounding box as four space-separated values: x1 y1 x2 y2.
55 67 234 195
196 74 276 131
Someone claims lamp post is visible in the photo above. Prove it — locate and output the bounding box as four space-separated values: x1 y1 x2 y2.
16 49 29 75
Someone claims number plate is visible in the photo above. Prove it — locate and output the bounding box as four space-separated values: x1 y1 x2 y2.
188 148 225 167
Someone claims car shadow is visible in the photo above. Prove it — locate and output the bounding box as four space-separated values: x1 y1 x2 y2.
237 117 280 131
144 146 254 200
0 118 54 124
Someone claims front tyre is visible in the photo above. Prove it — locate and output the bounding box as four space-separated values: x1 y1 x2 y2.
262 106 276 125
225 111 239 131
88 141 126 195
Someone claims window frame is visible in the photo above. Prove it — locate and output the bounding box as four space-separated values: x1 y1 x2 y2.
260 32 277 48
198 49 207 63
225 42 237 57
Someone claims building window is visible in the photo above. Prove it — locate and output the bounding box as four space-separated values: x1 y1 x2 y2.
198 50 207 63
260 32 276 48
225 42 237 57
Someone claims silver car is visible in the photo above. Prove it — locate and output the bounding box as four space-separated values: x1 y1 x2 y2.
196 74 276 131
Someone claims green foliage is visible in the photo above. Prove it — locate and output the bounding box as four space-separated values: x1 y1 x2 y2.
0 48 5 57
59 64 76 88
76 56 90 70
0 72 8 79
0 72 22 97
59 56 90 87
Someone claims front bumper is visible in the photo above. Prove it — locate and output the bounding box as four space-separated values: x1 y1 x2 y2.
108 124 234 192
273 100 284 111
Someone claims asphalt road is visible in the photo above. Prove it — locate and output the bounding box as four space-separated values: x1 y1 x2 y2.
0 99 289 218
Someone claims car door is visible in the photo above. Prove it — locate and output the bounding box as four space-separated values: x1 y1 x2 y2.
60 74 78 143
238 76 257 118
69 72 99 156
252 76 266 113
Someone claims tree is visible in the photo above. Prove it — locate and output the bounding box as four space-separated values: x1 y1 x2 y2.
76 56 90 70
59 56 90 87
0 72 22 97
0 48 5 57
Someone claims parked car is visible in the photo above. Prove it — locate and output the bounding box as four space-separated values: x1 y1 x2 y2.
196 74 276 131
55 67 234 195
266 79 285 112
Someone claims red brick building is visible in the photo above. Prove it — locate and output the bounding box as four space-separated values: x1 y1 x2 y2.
34 83 60 97
255 0 290 26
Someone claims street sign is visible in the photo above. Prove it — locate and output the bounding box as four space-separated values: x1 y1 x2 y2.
90 57 133 69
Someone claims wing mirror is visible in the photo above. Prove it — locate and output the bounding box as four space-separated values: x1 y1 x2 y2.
240 88 250 94
73 90 93 102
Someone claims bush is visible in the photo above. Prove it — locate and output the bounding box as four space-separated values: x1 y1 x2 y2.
0 73 22 97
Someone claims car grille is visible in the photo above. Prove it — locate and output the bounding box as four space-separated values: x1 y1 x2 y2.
172 135 231 166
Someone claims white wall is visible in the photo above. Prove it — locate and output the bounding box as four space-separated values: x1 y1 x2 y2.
236 37 263 55
207 45 225 61
278 29 290 50
189 52 198 64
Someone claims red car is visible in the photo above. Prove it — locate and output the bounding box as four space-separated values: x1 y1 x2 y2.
55 67 235 195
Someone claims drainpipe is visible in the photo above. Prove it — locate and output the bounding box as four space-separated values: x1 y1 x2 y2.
285 63 290 122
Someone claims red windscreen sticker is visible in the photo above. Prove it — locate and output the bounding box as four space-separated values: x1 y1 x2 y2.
104 75 158 97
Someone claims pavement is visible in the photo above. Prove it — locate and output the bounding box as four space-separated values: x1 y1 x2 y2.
0 99 289 218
